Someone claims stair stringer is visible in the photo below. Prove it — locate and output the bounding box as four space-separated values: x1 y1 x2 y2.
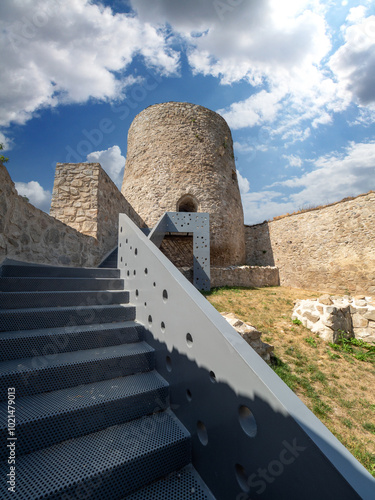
118 212 375 500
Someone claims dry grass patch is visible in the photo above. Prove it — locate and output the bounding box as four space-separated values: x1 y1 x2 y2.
204 286 375 477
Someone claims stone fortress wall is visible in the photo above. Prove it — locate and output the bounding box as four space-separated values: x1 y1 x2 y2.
0 163 102 267
121 102 246 267
50 162 145 257
245 192 375 295
1 99 374 297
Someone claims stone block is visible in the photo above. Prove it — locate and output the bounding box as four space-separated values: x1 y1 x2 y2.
352 313 368 328
63 207 77 217
353 327 375 344
319 294 333 305
364 310 375 321
82 221 97 233
221 312 273 363
302 311 320 323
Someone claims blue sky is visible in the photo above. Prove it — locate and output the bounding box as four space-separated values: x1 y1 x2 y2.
1 0 375 224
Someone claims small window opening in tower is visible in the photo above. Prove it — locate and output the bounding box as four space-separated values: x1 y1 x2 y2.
177 194 198 212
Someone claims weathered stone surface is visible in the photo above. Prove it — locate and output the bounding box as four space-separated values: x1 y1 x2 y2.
319 294 333 305
354 327 375 343
50 162 145 259
221 312 273 363
245 191 375 295
352 314 368 328
303 311 320 323
210 266 279 288
0 163 103 267
364 310 375 321
292 295 374 344
121 102 246 267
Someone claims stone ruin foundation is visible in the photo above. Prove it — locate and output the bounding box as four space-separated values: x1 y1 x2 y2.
292 294 375 344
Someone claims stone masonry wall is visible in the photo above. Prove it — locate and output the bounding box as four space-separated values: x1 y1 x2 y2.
0 163 101 267
211 266 279 288
50 163 144 258
245 192 375 295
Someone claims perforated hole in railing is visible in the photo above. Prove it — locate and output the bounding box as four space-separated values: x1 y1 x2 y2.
166 356 172 372
134 248 138 256
197 421 208 446
235 464 250 492
186 333 193 348
144 268 148 275
209 371 216 383
238 405 257 437
161 322 166 333
135 289 139 298
162 290 168 302
148 315 152 326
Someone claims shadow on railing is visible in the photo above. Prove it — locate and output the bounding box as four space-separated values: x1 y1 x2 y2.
118 212 375 500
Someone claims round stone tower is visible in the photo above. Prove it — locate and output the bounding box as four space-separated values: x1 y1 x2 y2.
121 102 245 266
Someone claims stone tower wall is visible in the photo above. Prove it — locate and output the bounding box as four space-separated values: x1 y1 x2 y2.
121 102 245 266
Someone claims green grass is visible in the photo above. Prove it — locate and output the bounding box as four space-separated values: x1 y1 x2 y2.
205 285 375 477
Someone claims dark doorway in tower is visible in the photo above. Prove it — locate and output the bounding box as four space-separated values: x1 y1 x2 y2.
177 194 198 213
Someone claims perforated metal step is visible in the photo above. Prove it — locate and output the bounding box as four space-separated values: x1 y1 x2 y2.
0 289 129 309
124 464 216 499
0 260 209 499
0 370 169 458
0 321 144 361
0 263 120 278
0 276 124 292
0 342 154 399
0 303 136 331
0 410 191 500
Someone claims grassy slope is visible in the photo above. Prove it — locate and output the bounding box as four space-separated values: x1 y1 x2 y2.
204 286 375 477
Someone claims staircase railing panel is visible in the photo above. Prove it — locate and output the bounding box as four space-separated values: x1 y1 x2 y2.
118 212 375 500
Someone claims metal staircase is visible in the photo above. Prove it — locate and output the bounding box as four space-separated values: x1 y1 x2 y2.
0 261 214 499
1 211 374 499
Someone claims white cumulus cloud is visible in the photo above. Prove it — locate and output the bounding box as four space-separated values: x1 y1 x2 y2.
242 140 375 224
282 154 303 168
15 180 52 213
330 14 375 106
87 145 125 188
0 0 179 128
236 170 250 194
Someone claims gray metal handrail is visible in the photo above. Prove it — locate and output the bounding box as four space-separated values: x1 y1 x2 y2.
118 212 375 500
